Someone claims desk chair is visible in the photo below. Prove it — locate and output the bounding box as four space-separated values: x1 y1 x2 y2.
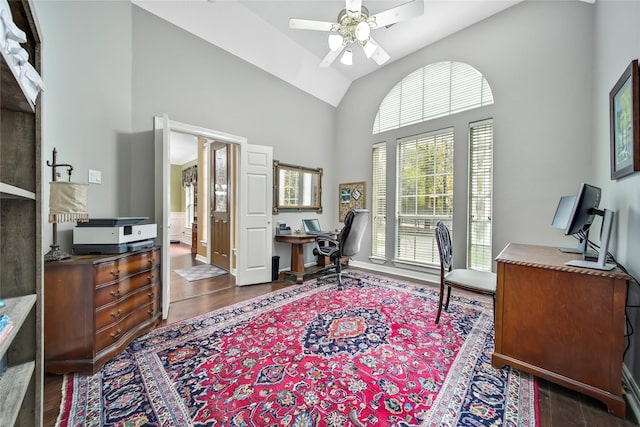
434 221 497 324
314 209 369 290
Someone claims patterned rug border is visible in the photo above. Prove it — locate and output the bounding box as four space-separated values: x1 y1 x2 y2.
57 272 538 427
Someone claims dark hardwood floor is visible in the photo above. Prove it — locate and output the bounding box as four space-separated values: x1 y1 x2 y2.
43 245 638 426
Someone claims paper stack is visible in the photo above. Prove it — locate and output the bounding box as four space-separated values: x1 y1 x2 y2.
0 0 44 104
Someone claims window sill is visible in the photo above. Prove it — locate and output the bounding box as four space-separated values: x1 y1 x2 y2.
392 258 439 274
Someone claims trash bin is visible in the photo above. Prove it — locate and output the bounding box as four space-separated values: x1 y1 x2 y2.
272 255 280 281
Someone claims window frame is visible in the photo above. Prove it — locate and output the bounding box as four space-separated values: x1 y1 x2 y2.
394 128 455 267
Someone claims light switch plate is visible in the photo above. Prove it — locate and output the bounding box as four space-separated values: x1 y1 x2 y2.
88 169 102 184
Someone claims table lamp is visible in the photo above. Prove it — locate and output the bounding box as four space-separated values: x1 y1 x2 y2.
44 148 89 262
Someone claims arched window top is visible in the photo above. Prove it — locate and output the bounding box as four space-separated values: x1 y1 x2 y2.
372 61 494 134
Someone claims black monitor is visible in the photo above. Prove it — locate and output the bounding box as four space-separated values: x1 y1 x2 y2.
551 183 615 271
564 183 601 236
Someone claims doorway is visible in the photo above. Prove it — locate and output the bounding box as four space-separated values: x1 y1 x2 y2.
155 115 274 319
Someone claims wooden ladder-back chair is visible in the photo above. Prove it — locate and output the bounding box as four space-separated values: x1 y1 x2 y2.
434 221 497 324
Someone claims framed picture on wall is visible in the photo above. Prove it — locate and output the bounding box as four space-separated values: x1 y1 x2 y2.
609 59 639 180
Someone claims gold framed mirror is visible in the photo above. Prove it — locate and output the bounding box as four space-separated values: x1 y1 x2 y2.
273 161 322 213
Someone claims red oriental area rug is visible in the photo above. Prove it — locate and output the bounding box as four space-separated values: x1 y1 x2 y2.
56 273 538 427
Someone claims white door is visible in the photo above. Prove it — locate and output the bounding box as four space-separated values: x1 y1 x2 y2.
153 114 171 319
155 117 273 317
236 144 273 286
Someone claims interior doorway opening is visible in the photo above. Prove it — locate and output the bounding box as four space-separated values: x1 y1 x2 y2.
155 115 274 320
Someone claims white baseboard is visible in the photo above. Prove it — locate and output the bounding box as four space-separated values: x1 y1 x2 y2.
623 364 640 424
349 260 440 288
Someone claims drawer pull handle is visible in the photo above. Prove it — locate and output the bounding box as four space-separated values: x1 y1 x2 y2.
149 258 155 264
110 309 122 318
147 275 154 282
110 269 120 276
110 289 121 298
110 329 122 339
148 292 155 299
147 309 154 316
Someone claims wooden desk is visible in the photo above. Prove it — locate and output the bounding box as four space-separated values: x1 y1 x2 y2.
492 243 629 417
275 233 337 283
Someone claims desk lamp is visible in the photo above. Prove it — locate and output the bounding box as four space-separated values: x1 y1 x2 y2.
44 148 89 262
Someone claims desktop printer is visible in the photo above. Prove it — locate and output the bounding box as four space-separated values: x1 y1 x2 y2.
73 217 156 254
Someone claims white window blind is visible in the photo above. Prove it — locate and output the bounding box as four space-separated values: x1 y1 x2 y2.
468 120 493 271
371 143 386 258
373 61 494 134
396 129 454 264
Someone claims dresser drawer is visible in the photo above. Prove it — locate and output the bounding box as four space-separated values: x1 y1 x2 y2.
95 298 160 353
45 247 162 374
94 248 160 285
95 285 159 330
95 266 159 307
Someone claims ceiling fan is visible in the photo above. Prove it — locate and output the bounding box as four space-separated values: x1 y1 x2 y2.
289 0 423 68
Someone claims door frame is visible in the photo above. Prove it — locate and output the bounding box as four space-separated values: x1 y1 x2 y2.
154 117 247 319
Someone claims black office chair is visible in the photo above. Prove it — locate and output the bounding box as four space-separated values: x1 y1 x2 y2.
314 209 369 290
434 221 496 324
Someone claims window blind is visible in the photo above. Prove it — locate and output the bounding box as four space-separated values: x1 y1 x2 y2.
371 143 387 258
396 129 454 264
373 61 494 135
468 120 493 271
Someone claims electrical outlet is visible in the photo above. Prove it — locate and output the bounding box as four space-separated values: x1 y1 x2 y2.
88 169 102 184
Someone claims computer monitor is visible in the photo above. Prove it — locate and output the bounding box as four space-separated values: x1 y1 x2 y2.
564 183 601 236
551 194 595 257
552 183 615 271
551 195 576 230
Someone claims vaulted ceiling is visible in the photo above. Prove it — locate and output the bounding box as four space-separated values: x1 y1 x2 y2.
132 0 521 106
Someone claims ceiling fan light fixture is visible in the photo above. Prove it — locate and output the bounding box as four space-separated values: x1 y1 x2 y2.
340 48 353 65
328 33 344 52
355 21 370 42
362 39 377 58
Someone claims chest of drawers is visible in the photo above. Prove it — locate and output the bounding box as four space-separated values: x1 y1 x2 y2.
44 247 161 374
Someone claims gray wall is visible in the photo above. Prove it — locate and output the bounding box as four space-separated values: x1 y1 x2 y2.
35 0 133 250
593 0 640 387
129 6 337 267
336 1 595 267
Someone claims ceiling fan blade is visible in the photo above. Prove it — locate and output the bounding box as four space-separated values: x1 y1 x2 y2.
289 18 335 31
370 0 423 28
371 43 390 65
320 45 345 68
345 0 362 15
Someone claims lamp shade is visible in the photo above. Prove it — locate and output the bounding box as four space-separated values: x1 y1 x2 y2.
340 48 353 65
355 21 370 42
49 181 89 223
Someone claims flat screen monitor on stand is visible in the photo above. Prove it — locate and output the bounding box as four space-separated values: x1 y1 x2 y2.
551 183 616 271
551 195 596 258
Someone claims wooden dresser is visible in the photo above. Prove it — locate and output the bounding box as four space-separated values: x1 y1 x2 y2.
44 247 161 374
492 243 629 417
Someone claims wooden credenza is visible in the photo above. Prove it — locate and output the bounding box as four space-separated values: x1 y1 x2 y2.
44 247 161 374
492 243 629 417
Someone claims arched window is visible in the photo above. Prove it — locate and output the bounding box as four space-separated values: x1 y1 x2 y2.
372 61 494 134
370 61 494 271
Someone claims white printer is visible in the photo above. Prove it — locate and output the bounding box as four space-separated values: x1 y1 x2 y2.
73 217 157 254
